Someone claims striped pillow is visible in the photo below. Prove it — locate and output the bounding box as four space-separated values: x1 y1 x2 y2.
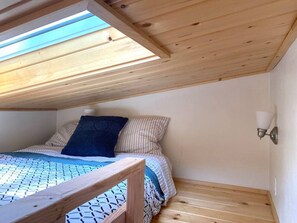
115 116 170 155
45 121 78 147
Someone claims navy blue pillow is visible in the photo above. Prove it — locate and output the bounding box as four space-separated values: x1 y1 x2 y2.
61 116 128 157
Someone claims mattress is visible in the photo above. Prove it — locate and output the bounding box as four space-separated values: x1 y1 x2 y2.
0 145 176 222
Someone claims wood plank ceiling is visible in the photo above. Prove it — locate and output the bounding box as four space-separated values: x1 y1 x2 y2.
1 0 297 110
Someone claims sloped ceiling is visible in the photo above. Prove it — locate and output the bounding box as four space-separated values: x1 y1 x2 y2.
1 0 297 110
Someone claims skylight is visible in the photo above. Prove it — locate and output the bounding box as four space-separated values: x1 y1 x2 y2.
0 11 110 62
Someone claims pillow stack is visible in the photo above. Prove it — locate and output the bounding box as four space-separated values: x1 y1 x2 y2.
47 115 170 157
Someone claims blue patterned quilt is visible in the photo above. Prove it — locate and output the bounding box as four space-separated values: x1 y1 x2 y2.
0 152 163 223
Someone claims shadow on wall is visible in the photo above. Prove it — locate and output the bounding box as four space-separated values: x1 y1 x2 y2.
97 107 147 117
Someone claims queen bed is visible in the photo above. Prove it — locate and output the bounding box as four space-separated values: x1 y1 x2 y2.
0 116 176 223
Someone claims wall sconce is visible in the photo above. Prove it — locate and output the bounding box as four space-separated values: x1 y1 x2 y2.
83 108 96 116
256 111 278 144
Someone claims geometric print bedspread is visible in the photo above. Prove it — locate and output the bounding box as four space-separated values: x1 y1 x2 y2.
0 152 163 223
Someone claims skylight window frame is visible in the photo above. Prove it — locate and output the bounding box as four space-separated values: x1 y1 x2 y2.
0 0 169 60
0 11 93 48
0 11 110 62
0 1 90 46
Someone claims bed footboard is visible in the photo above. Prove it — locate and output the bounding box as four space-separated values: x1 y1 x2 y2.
0 158 145 223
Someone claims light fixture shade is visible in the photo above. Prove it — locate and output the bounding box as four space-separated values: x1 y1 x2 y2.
83 108 96 116
256 111 274 130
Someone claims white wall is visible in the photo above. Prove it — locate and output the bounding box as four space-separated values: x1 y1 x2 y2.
270 39 297 223
0 111 56 152
58 73 271 189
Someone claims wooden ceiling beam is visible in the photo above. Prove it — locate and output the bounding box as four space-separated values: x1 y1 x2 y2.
0 53 274 106
87 0 170 58
8 66 266 110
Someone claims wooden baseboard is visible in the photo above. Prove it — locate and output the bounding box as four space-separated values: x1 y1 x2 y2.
268 191 280 223
173 177 268 195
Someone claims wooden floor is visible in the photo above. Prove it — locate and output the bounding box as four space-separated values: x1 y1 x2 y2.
152 179 276 223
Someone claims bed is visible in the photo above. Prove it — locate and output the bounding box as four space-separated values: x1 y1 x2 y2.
0 115 176 222
0 145 176 222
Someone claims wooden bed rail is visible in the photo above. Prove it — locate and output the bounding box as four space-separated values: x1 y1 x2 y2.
0 158 145 223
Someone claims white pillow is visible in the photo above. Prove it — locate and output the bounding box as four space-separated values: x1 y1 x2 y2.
115 116 170 155
45 121 78 147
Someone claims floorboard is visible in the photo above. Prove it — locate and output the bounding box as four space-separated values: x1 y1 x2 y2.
152 180 276 223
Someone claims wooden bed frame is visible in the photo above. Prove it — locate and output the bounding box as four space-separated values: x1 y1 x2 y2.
0 158 145 223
